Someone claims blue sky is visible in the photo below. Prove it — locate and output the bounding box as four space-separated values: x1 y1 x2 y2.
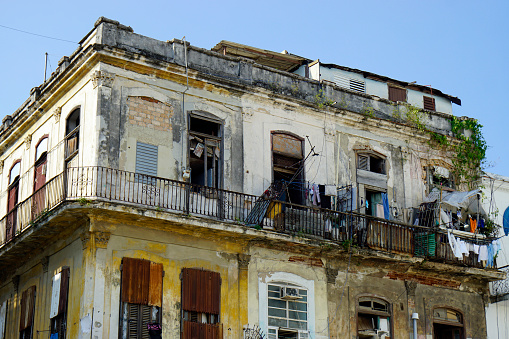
1 1 508 176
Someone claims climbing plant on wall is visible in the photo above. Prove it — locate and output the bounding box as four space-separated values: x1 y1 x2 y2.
400 104 487 190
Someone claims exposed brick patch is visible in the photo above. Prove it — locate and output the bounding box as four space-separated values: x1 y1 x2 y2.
288 256 323 267
385 271 460 289
127 96 173 131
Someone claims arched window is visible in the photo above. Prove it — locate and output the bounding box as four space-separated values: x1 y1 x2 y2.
357 296 391 338
65 108 80 162
433 307 464 338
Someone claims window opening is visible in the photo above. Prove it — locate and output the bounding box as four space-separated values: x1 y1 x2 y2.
120 258 163 339
357 297 391 339
50 268 69 339
365 190 383 217
357 153 386 174
433 308 464 339
267 282 308 339
19 286 36 339
272 133 305 205
7 161 21 241
427 166 454 191
181 268 221 339
189 115 222 189
65 108 80 163
33 138 48 218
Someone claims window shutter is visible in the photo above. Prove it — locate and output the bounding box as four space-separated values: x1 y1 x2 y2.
423 96 436 111
136 142 158 177
388 86 406 102
58 268 70 315
182 268 221 315
122 258 162 306
50 273 61 318
122 258 150 305
148 262 163 307
0 300 7 339
19 286 36 331
358 155 369 170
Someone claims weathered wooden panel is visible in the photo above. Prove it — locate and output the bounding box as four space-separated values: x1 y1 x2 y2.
182 268 221 315
148 262 163 307
19 286 35 331
122 258 150 305
272 133 303 158
183 321 220 339
59 267 70 315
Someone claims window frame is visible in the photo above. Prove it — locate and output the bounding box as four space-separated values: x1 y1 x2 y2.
65 108 80 163
432 307 465 339
188 111 224 190
356 296 392 338
388 85 407 103
259 272 314 339
356 152 386 175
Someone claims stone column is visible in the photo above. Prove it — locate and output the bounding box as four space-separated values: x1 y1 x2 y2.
238 254 251 334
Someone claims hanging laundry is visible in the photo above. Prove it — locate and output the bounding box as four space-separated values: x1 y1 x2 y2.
382 193 391 221
478 218 485 228
469 218 477 233
487 244 495 268
478 245 488 262
473 244 480 255
447 231 463 259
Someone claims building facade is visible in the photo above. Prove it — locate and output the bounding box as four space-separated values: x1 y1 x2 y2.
0 18 504 339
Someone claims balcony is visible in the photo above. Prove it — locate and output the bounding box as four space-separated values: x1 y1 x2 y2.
0 166 499 270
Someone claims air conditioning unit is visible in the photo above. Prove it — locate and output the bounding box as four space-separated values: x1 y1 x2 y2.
280 287 301 300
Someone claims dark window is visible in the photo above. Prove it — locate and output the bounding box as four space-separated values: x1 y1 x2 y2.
65 108 80 162
433 308 464 339
423 96 436 111
120 258 163 339
357 297 390 338
388 86 406 102
357 154 385 174
19 286 36 339
272 132 305 205
33 137 48 219
189 115 222 189
181 268 221 339
50 267 70 339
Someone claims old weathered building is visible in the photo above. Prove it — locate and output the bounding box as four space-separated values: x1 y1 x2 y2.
0 17 504 338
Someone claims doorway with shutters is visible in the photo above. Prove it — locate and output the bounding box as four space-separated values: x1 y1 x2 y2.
33 137 48 219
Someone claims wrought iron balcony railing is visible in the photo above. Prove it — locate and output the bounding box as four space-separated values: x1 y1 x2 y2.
0 166 497 270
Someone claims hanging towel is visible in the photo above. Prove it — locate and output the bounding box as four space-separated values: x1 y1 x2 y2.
382 193 391 221
478 219 485 228
473 244 480 255
447 231 463 259
469 218 477 233
459 240 469 255
487 244 495 267
478 245 489 262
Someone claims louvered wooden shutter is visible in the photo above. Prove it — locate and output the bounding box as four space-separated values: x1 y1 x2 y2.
183 322 220 339
388 86 406 102
50 267 70 318
127 304 152 339
423 96 436 111
122 258 163 307
136 142 158 177
358 155 369 170
182 268 221 315
19 286 36 331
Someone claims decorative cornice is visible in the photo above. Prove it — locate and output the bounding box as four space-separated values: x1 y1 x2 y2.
53 107 62 123
95 231 111 248
25 134 32 150
41 256 49 273
91 70 115 89
80 232 91 250
326 267 339 284
405 280 418 297
12 275 20 294
238 254 251 270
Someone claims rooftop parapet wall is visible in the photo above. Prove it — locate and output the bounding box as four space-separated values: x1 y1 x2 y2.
2 17 462 144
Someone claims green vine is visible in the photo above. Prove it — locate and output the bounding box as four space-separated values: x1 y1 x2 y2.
401 105 486 190
450 117 487 188
314 89 335 109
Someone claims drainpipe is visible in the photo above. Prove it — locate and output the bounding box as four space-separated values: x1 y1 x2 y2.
412 313 419 339
181 37 190 179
